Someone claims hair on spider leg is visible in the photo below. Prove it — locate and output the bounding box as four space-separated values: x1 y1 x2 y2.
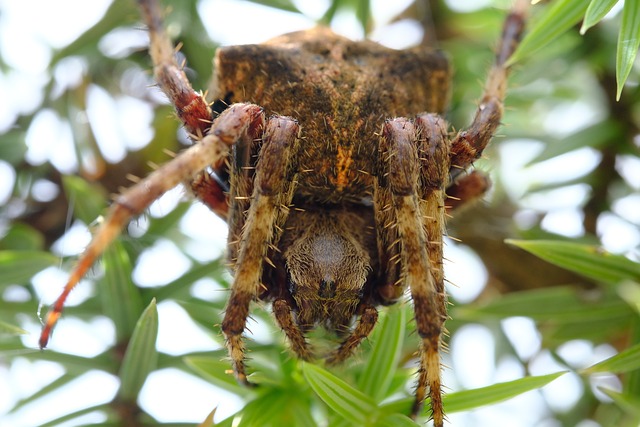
126 174 142 183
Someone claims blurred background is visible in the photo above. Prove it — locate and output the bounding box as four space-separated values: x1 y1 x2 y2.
0 0 639 426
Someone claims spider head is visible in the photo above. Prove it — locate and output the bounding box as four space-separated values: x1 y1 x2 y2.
283 209 372 330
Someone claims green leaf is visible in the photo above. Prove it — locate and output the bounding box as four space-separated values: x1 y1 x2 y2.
61 176 107 225
526 121 622 165
506 240 640 286
509 0 589 64
240 389 315 427
320 0 342 26
244 0 301 14
375 413 420 427
39 403 110 427
618 281 640 314
444 372 567 413
0 320 27 335
207 413 235 427
27 350 116 374
0 250 58 287
457 286 632 323
117 298 159 401
356 0 371 33
598 388 640 418
581 0 620 33
9 373 76 413
358 305 405 401
184 355 248 395
240 390 289 427
584 342 640 374
0 131 27 165
616 0 640 99
302 362 379 425
0 223 45 251
101 241 143 342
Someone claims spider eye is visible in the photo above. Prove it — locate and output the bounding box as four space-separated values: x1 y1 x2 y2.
318 279 337 299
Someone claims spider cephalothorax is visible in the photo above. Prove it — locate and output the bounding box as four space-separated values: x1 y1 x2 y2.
39 1 527 425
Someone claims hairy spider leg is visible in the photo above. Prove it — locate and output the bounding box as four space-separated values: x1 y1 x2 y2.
449 2 527 181
414 114 450 424
139 0 230 219
324 302 379 365
445 171 491 212
272 298 314 361
39 104 264 349
138 0 211 136
221 116 300 385
376 116 450 426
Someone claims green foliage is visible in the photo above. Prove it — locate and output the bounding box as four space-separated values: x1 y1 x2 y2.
0 1 639 426
512 0 640 98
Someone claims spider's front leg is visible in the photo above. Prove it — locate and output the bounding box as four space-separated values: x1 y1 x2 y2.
221 116 300 385
376 114 450 426
449 3 526 180
139 0 231 219
39 103 264 348
139 0 211 137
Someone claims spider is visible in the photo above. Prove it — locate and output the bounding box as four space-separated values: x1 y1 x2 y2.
39 0 527 425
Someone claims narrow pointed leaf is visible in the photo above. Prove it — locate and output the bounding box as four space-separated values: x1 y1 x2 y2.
39 403 110 427
506 240 640 286
184 355 247 395
616 0 640 99
0 223 44 251
443 372 567 413
359 305 405 400
0 251 57 286
26 350 116 373
457 286 632 323
526 121 622 165
302 362 378 425
240 390 314 427
618 281 640 314
241 391 290 427
375 413 420 427
584 342 640 374
9 373 76 412
581 0 620 33
244 0 301 14
0 320 27 335
101 242 143 342
509 0 589 64
598 388 640 417
117 298 159 401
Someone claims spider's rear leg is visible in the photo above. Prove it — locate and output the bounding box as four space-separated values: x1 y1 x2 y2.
39 103 264 349
377 115 450 426
449 3 527 180
222 116 300 386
